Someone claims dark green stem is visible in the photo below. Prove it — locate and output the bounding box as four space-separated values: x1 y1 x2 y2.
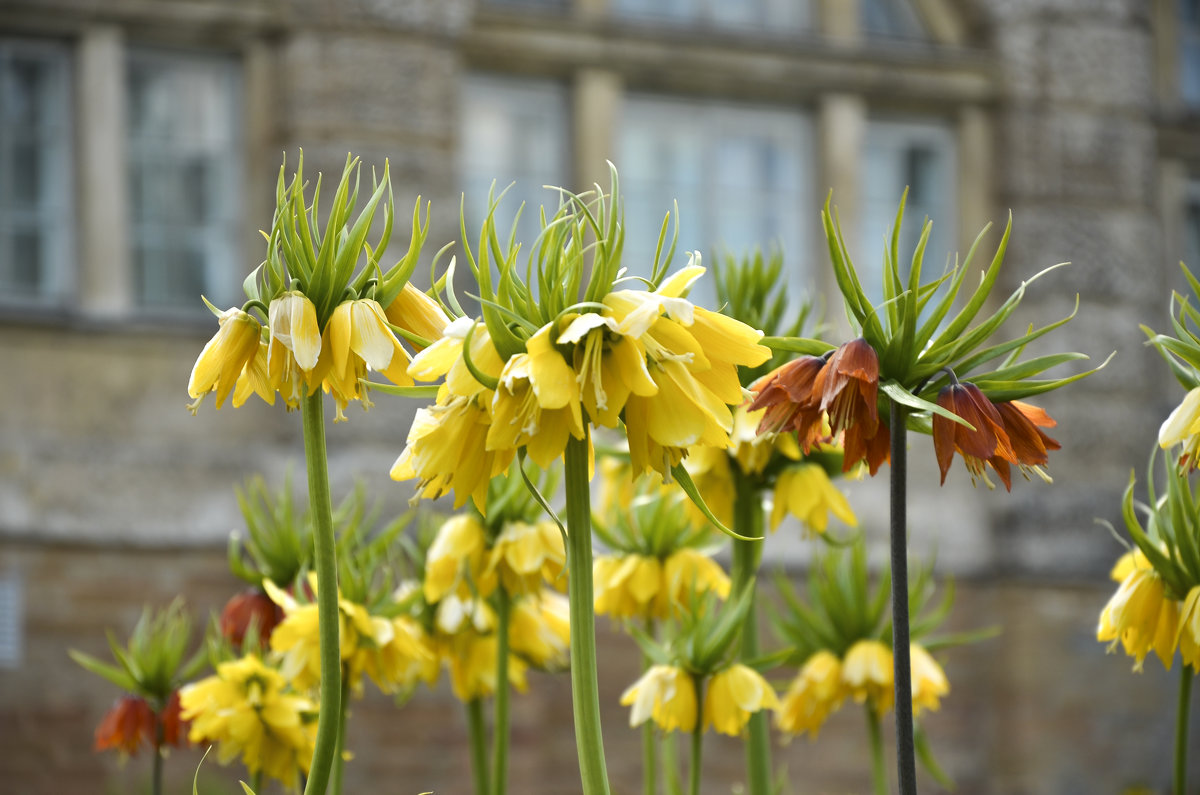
151 714 164 795
867 706 889 795
301 390 342 795
492 589 511 795
331 669 350 795
1176 665 1193 795
642 619 658 795
466 698 491 795
688 678 704 795
564 432 612 795
731 469 771 795
888 402 917 795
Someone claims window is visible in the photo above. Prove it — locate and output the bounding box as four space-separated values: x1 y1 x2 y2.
619 95 812 307
0 574 22 669
1182 0 1200 106
460 75 570 257
127 49 241 311
0 39 72 305
861 0 927 39
1185 180 1200 270
859 119 956 303
612 0 810 35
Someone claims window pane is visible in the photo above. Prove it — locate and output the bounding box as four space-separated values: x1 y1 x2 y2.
860 119 957 304
613 0 810 34
1185 181 1200 271
619 95 812 309
0 39 71 304
460 74 570 260
127 49 241 310
861 0 927 40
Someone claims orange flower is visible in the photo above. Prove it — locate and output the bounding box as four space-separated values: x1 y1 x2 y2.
159 691 189 748
992 400 1060 486
219 588 284 648
932 382 1016 488
747 355 827 450
94 695 155 755
813 338 879 438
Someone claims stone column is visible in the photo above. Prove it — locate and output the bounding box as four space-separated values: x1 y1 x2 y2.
573 68 622 193
76 25 129 318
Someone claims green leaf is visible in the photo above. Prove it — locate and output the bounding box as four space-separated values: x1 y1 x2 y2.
880 381 973 429
68 649 138 692
914 724 955 790
671 464 761 541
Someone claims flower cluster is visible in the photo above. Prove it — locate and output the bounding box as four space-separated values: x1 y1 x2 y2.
187 156 449 421
620 662 779 736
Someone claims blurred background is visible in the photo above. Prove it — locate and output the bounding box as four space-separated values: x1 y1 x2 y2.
1 0 1198 792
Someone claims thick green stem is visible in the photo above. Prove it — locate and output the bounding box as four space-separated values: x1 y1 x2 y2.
731 470 771 795
888 402 917 795
662 728 682 795
300 391 342 795
492 590 511 795
867 706 889 795
642 619 658 795
151 715 164 795
688 678 704 795
466 698 491 795
564 432 612 795
331 669 350 795
1176 665 1193 795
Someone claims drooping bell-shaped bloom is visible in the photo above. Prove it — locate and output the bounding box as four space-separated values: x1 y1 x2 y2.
1097 567 1180 671
662 547 731 609
509 591 571 670
842 639 894 713
423 514 495 604
324 298 414 418
769 463 858 534
775 650 846 738
180 654 316 790
620 664 697 733
1176 586 1200 671
909 644 949 714
219 587 284 648
748 355 828 449
1160 387 1200 469
188 308 263 411
593 554 666 619
93 695 156 755
361 615 439 695
1110 547 1153 582
445 633 529 701
932 382 1016 488
558 312 657 428
702 663 780 736
384 281 451 353
485 519 566 596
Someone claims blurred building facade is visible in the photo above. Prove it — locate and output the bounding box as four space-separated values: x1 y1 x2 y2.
0 0 1198 792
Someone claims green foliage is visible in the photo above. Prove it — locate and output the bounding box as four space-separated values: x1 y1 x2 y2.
228 472 313 589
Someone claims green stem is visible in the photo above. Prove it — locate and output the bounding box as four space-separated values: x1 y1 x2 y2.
688 677 704 795
466 698 491 795
331 669 351 795
642 619 658 795
564 432 612 795
492 590 511 795
152 714 164 795
888 402 917 795
1176 665 1193 795
731 470 771 795
867 706 889 795
252 769 264 795
662 729 682 795
301 390 342 795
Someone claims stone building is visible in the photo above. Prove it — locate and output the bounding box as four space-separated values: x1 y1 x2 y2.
0 0 1198 792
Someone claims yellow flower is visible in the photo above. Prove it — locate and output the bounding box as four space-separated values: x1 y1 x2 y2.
775 650 845 738
231 340 275 408
268 291 321 381
384 281 450 353
487 323 585 468
769 463 857 534
509 591 570 670
188 307 263 411
434 593 495 636
662 547 730 609
1110 547 1153 582
391 391 515 512
557 311 657 428
842 640 894 713
486 520 566 596
909 644 949 715
681 443 736 527
423 514 495 604
1177 586 1200 671
702 663 780 736
362 616 439 694
1097 568 1179 671
593 554 664 619
408 318 503 398
1160 387 1200 466
620 664 697 733
324 298 413 418
180 654 316 791
446 633 528 701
